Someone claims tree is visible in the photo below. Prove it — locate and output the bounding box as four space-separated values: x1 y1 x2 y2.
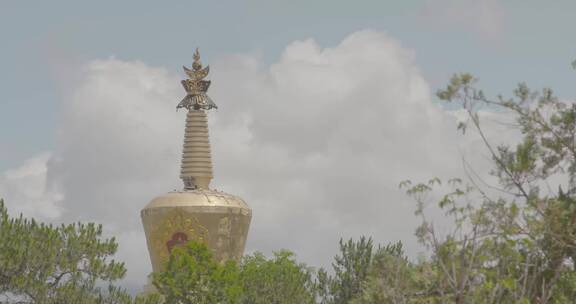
350 242 435 304
153 241 317 304
0 199 158 304
392 72 576 303
152 241 241 304
317 237 374 304
239 250 316 304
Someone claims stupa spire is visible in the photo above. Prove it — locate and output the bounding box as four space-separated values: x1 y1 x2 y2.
178 49 216 190
141 50 252 293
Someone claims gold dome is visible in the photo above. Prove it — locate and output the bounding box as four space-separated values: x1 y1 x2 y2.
141 189 252 272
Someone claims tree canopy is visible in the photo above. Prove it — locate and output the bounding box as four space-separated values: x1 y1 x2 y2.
152 241 317 304
0 199 159 304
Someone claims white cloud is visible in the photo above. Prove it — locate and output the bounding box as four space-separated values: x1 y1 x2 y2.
0 29 520 292
419 0 505 41
48 59 184 228
0 153 62 219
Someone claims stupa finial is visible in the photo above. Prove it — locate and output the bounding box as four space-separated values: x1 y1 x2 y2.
177 48 217 111
192 48 202 71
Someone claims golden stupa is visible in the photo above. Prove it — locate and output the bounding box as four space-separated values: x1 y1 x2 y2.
141 50 252 276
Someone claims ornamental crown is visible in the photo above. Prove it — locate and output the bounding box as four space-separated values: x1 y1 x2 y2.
177 49 217 111
182 48 210 94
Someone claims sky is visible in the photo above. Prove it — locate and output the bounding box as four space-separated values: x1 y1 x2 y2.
1 0 575 293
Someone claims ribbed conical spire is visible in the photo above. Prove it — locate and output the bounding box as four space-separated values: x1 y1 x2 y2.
178 49 217 190
180 110 213 189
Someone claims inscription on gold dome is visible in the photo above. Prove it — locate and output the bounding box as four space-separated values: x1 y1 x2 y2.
145 208 209 266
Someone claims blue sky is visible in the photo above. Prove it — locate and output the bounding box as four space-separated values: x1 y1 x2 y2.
1 0 575 172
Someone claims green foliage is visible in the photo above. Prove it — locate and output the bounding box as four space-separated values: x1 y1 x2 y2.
330 237 374 304
239 250 316 304
152 241 240 304
350 242 435 304
315 237 375 304
411 71 576 303
153 242 316 304
0 199 156 304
